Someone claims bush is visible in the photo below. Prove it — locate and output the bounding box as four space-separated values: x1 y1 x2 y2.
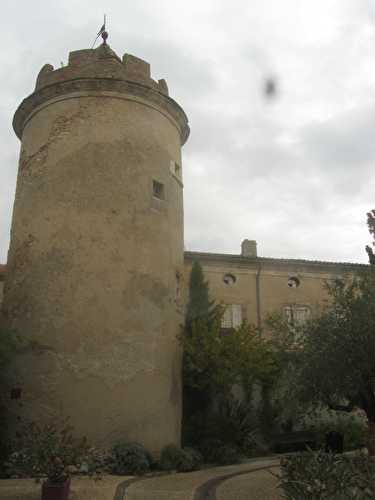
111 442 151 475
183 447 203 470
215 444 242 465
6 418 91 483
159 444 201 472
199 439 241 465
184 398 259 457
303 410 368 451
277 449 375 499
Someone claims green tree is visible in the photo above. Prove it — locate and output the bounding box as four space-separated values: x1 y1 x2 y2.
185 260 217 332
181 261 279 450
366 209 375 264
292 272 375 448
182 260 218 422
181 317 279 398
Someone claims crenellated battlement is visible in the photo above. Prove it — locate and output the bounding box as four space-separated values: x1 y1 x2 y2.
35 44 169 96
14 42 189 143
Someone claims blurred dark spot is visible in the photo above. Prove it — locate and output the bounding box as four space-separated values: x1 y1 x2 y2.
263 77 278 99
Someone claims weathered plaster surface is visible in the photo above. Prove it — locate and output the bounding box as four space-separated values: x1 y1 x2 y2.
2 45 188 453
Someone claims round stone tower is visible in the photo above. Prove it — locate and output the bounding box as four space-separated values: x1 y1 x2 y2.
3 40 189 453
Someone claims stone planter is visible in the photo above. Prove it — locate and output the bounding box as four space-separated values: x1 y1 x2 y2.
41 478 70 500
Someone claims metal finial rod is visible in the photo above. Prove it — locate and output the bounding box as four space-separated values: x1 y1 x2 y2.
91 14 108 48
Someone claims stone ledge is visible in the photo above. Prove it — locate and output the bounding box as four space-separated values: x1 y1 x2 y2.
13 78 189 145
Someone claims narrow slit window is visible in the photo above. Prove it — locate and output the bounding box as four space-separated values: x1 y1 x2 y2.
153 180 164 200
174 163 181 177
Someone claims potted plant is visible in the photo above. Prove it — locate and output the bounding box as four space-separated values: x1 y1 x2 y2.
7 417 92 500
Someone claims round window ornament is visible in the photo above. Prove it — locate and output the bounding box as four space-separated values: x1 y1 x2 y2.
287 277 300 288
223 274 236 286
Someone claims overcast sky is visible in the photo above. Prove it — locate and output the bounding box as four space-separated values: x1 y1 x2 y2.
1 0 375 264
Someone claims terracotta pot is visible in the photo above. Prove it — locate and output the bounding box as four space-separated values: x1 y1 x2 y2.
41 478 70 500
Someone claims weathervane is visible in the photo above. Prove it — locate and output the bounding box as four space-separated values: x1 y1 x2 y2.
92 14 108 48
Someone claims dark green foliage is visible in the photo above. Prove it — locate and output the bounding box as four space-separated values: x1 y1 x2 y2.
185 398 258 461
182 262 278 459
277 449 375 499
307 413 368 452
258 385 281 436
181 318 279 399
272 431 318 454
182 260 220 429
185 261 217 331
215 444 242 465
111 442 151 475
159 444 201 472
199 440 241 465
183 447 203 470
366 210 375 264
6 418 91 483
297 273 375 423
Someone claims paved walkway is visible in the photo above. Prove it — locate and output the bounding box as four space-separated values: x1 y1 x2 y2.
0 457 281 500
123 458 280 500
215 468 281 500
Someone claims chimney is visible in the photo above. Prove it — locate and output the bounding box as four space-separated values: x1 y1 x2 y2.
241 239 257 258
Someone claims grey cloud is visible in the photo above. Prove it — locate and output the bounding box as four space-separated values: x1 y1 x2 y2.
302 108 375 167
1 0 375 265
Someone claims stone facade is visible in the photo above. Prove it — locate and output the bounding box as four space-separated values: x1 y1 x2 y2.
2 43 188 454
184 244 367 333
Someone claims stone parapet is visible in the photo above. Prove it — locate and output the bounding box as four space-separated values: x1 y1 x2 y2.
13 45 189 144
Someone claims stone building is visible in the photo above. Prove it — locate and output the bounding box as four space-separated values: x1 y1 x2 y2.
185 241 366 333
0 38 367 454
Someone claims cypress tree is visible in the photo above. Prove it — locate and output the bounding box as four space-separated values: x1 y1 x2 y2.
185 260 217 333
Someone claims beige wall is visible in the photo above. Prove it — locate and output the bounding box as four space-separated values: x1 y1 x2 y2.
183 252 363 334
2 45 188 454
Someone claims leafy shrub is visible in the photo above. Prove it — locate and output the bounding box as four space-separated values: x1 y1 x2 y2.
215 444 242 465
184 398 259 457
218 398 260 455
183 447 203 470
199 439 241 465
6 418 91 483
303 410 368 451
160 444 201 472
277 449 375 499
111 442 151 475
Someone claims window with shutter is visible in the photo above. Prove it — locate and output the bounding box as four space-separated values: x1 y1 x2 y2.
283 305 311 326
221 304 242 329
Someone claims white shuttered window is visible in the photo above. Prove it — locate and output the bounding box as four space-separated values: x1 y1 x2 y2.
221 304 242 328
284 306 311 326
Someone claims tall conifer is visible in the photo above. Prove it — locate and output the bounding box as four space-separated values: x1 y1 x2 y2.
185 261 217 332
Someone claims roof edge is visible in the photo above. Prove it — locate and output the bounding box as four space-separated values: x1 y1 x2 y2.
184 250 369 269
